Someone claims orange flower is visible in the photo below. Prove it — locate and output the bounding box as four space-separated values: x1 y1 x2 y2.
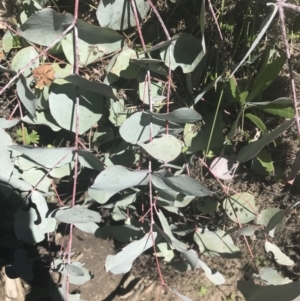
32 64 55 89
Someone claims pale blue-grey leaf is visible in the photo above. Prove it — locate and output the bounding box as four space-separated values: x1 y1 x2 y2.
96 0 150 30
119 111 165 144
18 8 73 46
17 74 38 118
0 118 20 129
64 74 118 101
78 150 105 171
49 83 104 134
0 128 14 182
54 206 101 224
8 145 74 168
105 232 156 274
89 165 149 203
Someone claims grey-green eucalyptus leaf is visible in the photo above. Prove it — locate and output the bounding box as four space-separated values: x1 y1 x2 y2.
265 241 294 266
89 166 149 203
8 145 74 169
223 192 257 224
64 74 118 101
238 280 300 301
54 206 101 224
194 228 240 257
11 46 39 77
160 33 204 73
138 135 182 162
0 129 14 182
96 0 150 30
105 232 156 274
259 267 292 285
18 8 73 46
119 111 166 144
17 74 38 118
0 118 20 129
49 83 104 134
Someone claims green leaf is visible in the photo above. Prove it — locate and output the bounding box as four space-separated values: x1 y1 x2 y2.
259 105 294 118
184 111 224 153
256 149 274 173
17 127 39 145
247 54 286 102
245 113 267 134
160 33 204 73
96 0 150 30
20 0 43 24
230 3 278 77
22 111 61 132
237 119 294 163
147 108 202 123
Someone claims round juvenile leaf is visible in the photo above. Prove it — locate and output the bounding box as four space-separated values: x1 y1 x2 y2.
110 48 140 79
256 208 286 237
65 264 84 276
8 145 74 169
14 207 45 243
193 228 240 257
49 83 104 134
20 0 43 24
11 46 39 77
65 263 91 285
62 21 124 67
239 227 255 236
210 155 238 180
22 111 61 132
54 206 101 224
259 267 292 285
265 241 294 266
105 233 156 274
160 33 204 73
119 111 165 144
0 128 14 182
18 8 73 46
97 0 150 30
138 135 181 162
223 192 257 224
